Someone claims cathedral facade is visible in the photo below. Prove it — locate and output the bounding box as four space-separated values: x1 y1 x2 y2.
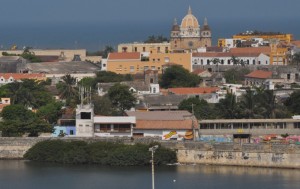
170 7 212 51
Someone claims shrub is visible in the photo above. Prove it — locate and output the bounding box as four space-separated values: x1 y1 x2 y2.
24 140 177 166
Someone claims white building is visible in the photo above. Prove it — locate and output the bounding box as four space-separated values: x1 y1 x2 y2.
192 52 270 66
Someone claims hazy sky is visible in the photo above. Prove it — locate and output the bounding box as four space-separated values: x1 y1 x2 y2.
1 0 299 24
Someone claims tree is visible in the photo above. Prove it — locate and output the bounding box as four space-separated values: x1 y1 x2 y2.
144 35 169 43
210 58 220 73
37 102 63 124
79 77 97 89
231 56 240 65
107 83 136 114
95 71 125 83
57 74 78 106
178 97 216 119
285 90 300 115
93 95 114 116
2 79 54 108
0 105 52 137
102 46 114 58
215 93 240 119
160 65 201 88
223 67 250 84
239 88 256 118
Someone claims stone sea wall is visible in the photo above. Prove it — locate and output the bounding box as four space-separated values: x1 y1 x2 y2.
1 137 300 168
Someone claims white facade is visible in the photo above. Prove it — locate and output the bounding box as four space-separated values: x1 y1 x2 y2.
192 53 270 66
75 104 94 137
101 59 107 71
94 116 136 137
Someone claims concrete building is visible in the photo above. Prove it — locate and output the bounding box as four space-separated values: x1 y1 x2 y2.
170 7 212 51
94 116 136 137
118 42 170 53
106 51 192 74
126 111 198 140
199 118 300 143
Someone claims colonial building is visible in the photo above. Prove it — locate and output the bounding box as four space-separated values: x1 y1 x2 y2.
170 6 212 51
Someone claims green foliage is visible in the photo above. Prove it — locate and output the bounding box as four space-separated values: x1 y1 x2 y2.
178 97 216 119
160 65 201 88
215 93 241 119
24 141 177 165
92 95 115 116
95 71 125 83
57 74 79 107
37 102 63 124
79 77 97 88
102 46 114 58
107 83 136 113
285 90 300 115
224 67 250 84
144 35 169 43
0 105 52 137
1 79 54 108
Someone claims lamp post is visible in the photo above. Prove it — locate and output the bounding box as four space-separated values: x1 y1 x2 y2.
149 145 159 189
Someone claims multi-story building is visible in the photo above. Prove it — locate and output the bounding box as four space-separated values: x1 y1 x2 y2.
106 51 191 74
170 6 212 51
118 42 170 54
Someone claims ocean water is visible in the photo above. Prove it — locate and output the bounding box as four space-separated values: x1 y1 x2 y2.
0 160 300 189
1 18 299 51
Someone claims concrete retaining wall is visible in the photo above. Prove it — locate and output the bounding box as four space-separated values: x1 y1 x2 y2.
1 137 300 168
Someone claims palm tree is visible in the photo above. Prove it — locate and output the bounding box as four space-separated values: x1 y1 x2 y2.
231 56 240 66
58 74 78 101
211 58 220 74
240 88 256 118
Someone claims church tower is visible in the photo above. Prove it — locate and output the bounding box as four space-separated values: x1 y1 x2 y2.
170 6 212 51
200 17 212 47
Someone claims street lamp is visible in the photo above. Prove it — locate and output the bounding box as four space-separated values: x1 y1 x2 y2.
149 145 159 189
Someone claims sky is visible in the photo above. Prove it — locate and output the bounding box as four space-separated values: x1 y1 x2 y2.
1 0 299 24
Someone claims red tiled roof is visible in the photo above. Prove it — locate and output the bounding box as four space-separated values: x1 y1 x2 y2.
0 73 45 80
192 69 206 75
291 40 300 47
245 70 272 79
193 52 262 58
135 120 196 130
168 87 219 95
108 52 140 60
229 47 271 54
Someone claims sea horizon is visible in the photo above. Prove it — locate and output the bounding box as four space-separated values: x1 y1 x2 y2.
1 18 300 52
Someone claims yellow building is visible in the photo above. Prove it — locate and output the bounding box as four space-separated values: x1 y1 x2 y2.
233 32 293 43
107 51 191 74
118 42 170 53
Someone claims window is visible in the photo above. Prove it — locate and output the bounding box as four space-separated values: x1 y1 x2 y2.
152 59 155 62
102 64 106 67
153 87 156 93
79 124 83 127
130 66 134 72
258 61 261 65
157 58 160 62
207 59 210 65
201 59 203 64
227 60 230 64
151 66 155 70
157 47 160 53
144 66 149 70
85 124 90 127
266 61 268 64
70 130 74 135
252 60 255 65
165 47 168 53
247 60 250 64
134 47 137 52
143 47 146 52
80 112 91 119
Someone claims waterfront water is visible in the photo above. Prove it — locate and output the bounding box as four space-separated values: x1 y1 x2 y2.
0 161 300 189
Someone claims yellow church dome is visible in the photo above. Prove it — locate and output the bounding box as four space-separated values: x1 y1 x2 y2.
181 6 199 28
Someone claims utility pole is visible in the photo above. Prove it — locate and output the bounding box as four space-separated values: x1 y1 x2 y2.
149 145 159 189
